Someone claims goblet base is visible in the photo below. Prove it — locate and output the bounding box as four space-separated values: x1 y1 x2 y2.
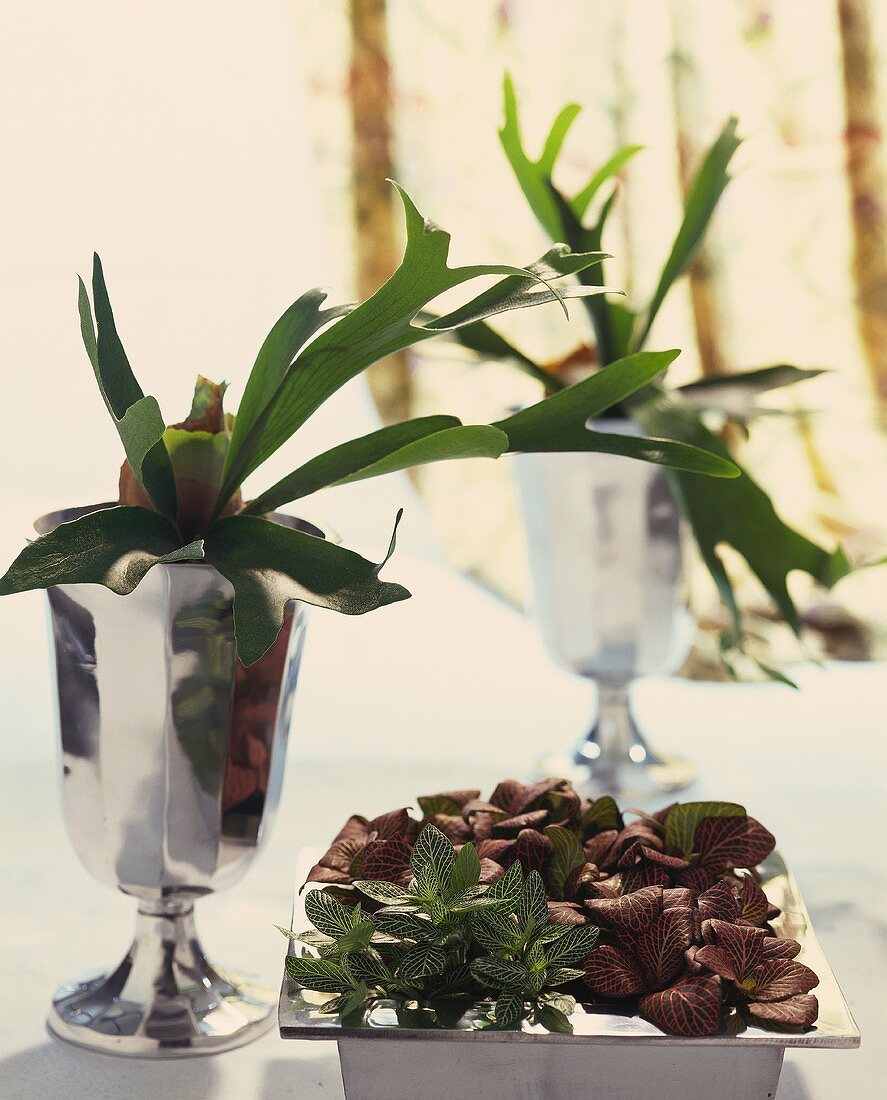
47 901 275 1058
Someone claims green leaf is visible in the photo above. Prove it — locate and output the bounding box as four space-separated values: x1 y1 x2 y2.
494 990 526 1028
337 981 370 1022
494 351 739 478
203 511 409 665
446 320 564 392
571 145 644 221
518 872 548 929
353 881 415 905
324 920 377 957
410 824 457 896
228 289 353 468
544 923 600 967
471 957 528 989
304 890 364 939
677 365 826 420
80 258 177 522
633 118 741 350
284 955 354 994
246 419 508 516
217 183 609 508
398 942 447 983
0 506 203 597
447 842 481 896
664 801 746 858
488 860 524 909
373 909 432 941
544 826 585 901
535 1004 574 1034
632 394 850 643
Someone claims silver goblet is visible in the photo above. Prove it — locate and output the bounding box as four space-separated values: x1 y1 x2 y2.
513 421 697 800
39 503 313 1057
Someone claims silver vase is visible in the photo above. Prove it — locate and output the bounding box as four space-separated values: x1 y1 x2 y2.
513 420 697 800
38 503 314 1057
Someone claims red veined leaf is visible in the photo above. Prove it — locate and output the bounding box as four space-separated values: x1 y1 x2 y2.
368 807 414 840
424 813 471 843
489 779 531 814
461 798 507 821
491 809 550 837
635 907 694 988
621 862 671 893
746 994 819 1029
697 879 740 923
662 887 694 910
695 815 776 871
676 865 722 892
360 838 413 886
618 842 689 872
585 886 663 933
747 958 820 1002
640 973 724 1037
478 857 506 885
417 789 480 817
548 901 588 925
302 864 353 886
760 937 802 960
581 795 624 836
512 827 554 875
584 829 618 866
695 920 767 982
583 944 647 998
738 872 770 925
563 860 606 902
475 838 515 864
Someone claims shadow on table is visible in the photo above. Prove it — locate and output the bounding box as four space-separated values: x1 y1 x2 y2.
0 1040 220 1100
262 1053 344 1098
777 1062 815 1100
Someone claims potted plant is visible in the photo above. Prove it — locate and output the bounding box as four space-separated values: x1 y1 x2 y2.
445 76 850 794
0 184 736 1058
279 780 859 1099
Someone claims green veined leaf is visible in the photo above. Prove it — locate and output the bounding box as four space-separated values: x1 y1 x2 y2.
203 511 409 665
633 118 741 351
0 506 203 597
518 872 549 929
217 183 609 508
304 890 365 939
472 910 522 952
545 967 585 986
397 942 447 983
347 951 393 986
539 991 577 1016
294 930 335 950
544 923 600 967
488 860 524 909
284 955 354 994
544 826 585 901
323 920 376 957
80 258 178 522
373 909 432 941
337 981 370 1022
664 801 746 858
494 990 526 1028
245 419 508 516
353 880 415 905
410 824 457 896
447 842 481 896
582 796 624 834
471 957 528 990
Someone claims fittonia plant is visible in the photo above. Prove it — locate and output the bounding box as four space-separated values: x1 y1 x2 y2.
448 77 850 677
0 184 736 665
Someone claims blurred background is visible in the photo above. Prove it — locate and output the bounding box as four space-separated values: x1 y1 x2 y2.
2 0 886 684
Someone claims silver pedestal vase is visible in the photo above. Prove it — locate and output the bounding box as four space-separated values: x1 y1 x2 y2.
38 503 314 1057
513 420 697 801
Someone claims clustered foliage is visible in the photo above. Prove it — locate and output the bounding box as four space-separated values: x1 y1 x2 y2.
285 779 820 1037
0 185 736 666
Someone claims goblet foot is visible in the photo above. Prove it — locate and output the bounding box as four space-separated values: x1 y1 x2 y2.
47 901 275 1057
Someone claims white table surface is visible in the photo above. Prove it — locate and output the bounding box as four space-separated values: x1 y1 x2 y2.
0 554 884 1099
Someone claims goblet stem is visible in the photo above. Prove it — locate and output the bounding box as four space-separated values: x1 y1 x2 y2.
47 899 275 1056
572 680 696 802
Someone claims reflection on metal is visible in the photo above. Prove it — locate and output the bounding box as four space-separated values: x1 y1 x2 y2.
512 422 697 799
279 851 860 1099
40 503 313 1057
